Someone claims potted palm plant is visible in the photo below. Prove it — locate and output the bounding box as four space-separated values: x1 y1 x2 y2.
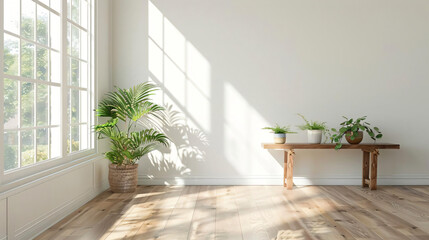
95 83 169 193
331 116 382 149
263 124 296 144
297 114 328 144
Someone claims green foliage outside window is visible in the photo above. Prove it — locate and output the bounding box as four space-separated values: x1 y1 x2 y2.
3 11 50 170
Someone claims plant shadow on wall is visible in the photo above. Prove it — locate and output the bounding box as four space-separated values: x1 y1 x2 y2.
146 0 277 180
144 104 209 183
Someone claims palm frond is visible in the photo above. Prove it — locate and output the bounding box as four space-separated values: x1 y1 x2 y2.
94 82 170 165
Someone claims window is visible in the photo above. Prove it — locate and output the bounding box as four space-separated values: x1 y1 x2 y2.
1 0 94 174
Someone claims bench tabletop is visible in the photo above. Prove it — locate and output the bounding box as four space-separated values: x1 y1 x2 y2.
262 143 400 150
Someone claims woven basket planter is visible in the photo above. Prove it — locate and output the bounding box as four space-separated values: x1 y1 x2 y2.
108 164 138 193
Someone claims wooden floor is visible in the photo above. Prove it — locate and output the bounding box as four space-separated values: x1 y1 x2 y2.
36 185 429 240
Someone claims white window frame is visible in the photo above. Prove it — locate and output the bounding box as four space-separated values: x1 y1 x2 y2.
0 0 97 185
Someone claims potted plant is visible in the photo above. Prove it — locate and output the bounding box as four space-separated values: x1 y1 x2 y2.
331 116 382 149
263 124 296 144
297 114 328 144
95 83 169 193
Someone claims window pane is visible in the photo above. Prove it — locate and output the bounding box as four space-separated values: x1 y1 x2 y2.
71 58 79 86
50 127 60 158
80 90 87 122
21 82 34 128
36 128 48 162
67 23 71 55
51 0 61 13
4 0 20 34
51 50 60 83
81 30 87 61
71 0 80 24
50 13 60 50
71 125 79 152
21 41 35 78
21 0 35 40
4 131 19 171
71 25 80 58
80 124 88 150
37 84 48 126
4 34 19 76
36 46 48 81
81 0 88 29
71 89 79 124
21 130 34 166
36 5 49 45
80 61 87 88
4 79 18 129
50 86 61 125
67 0 71 20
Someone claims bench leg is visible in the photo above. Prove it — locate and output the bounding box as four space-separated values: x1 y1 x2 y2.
283 151 288 187
362 151 370 187
370 150 379 190
286 150 295 190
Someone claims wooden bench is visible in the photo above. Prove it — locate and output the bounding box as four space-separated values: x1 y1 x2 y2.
262 143 400 190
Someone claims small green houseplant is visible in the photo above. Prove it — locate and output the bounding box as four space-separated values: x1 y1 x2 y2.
263 124 296 144
297 114 328 144
331 116 382 149
95 83 169 192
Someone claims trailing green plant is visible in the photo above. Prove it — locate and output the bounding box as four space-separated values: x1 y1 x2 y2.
330 116 382 150
297 114 327 130
95 83 170 165
263 124 297 134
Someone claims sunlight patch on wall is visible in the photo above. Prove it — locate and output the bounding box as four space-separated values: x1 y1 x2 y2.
146 1 211 180
224 82 279 175
148 1 211 133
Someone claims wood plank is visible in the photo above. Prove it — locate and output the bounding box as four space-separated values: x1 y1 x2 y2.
189 208 216 240
341 186 429 240
189 185 216 240
370 151 378 190
259 186 314 240
362 151 370 187
157 208 195 240
262 143 400 150
215 186 243 240
348 186 429 233
282 186 350 240
283 151 288 187
287 151 294 190
234 186 270 240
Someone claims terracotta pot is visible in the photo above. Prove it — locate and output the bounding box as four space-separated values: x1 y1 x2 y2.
345 131 363 144
274 133 286 144
109 164 138 193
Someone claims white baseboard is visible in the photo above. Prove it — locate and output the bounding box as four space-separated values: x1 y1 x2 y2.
138 175 429 186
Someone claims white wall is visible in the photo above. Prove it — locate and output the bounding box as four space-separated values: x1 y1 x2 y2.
112 0 429 185
0 1 112 239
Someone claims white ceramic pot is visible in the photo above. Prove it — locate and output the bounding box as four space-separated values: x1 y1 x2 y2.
307 130 322 144
274 133 286 144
